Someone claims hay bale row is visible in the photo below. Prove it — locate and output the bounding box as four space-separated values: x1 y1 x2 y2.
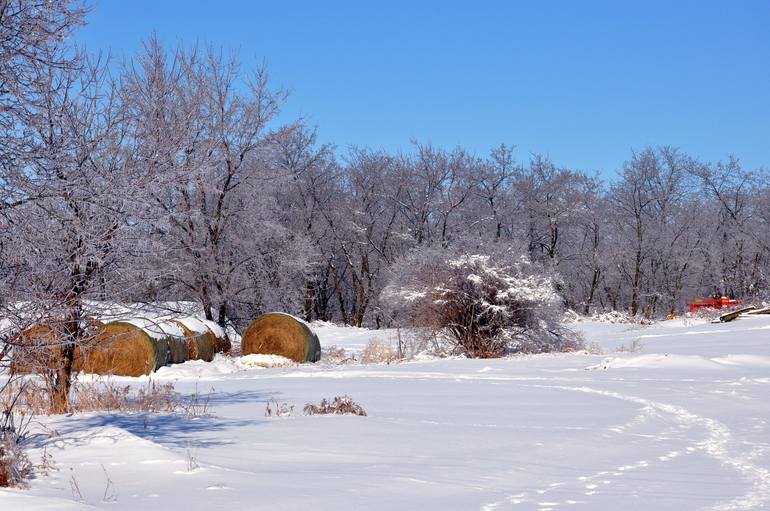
10 310 322 376
241 312 321 363
11 316 231 377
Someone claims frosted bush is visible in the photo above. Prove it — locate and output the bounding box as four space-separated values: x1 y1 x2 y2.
382 248 582 357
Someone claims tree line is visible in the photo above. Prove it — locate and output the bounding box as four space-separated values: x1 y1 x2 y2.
2 0 769 342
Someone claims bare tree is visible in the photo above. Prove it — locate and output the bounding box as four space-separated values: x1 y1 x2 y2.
1 50 141 412
123 38 308 332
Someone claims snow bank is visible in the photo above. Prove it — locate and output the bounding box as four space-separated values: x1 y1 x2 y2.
153 353 296 379
237 354 295 369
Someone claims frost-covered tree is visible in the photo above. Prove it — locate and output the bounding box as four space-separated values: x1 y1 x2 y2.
0 51 145 412
122 38 313 331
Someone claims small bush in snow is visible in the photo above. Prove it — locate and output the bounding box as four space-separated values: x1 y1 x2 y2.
382 249 582 357
77 380 180 413
265 399 294 417
615 338 644 353
360 339 399 364
303 396 367 416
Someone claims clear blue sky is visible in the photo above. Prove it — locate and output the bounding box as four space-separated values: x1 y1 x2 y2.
78 1 770 176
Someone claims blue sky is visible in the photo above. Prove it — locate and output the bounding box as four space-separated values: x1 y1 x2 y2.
78 1 770 176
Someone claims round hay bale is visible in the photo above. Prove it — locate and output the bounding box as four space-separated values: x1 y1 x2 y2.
79 321 162 377
241 312 321 363
170 318 216 362
10 324 61 374
72 320 104 373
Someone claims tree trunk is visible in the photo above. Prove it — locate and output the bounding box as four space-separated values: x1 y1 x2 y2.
304 280 315 322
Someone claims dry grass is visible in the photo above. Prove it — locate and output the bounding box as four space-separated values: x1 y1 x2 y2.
320 345 356 365
615 338 644 353
1 377 180 415
73 380 179 413
360 339 400 364
264 399 294 417
303 395 367 416
178 384 214 418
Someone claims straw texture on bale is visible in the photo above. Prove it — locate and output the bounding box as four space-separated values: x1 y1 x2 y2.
241 313 321 363
170 319 216 362
79 322 161 377
10 324 61 374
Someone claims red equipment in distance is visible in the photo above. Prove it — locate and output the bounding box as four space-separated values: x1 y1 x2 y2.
688 296 741 312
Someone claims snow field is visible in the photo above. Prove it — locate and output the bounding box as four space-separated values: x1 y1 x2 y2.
2 315 770 509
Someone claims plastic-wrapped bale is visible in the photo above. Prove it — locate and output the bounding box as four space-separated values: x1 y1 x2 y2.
79 319 176 377
170 318 217 362
241 312 321 363
199 319 231 355
138 318 189 365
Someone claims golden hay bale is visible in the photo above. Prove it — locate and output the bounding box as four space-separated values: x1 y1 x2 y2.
10 324 62 374
241 313 321 363
170 319 216 362
79 322 162 377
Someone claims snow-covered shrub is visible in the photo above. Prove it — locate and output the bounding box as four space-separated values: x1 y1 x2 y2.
0 431 31 488
382 248 582 357
0 379 32 488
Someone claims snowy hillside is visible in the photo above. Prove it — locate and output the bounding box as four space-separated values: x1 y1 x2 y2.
3 317 770 510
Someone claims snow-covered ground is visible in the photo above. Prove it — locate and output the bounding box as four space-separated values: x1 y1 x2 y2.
3 316 770 510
